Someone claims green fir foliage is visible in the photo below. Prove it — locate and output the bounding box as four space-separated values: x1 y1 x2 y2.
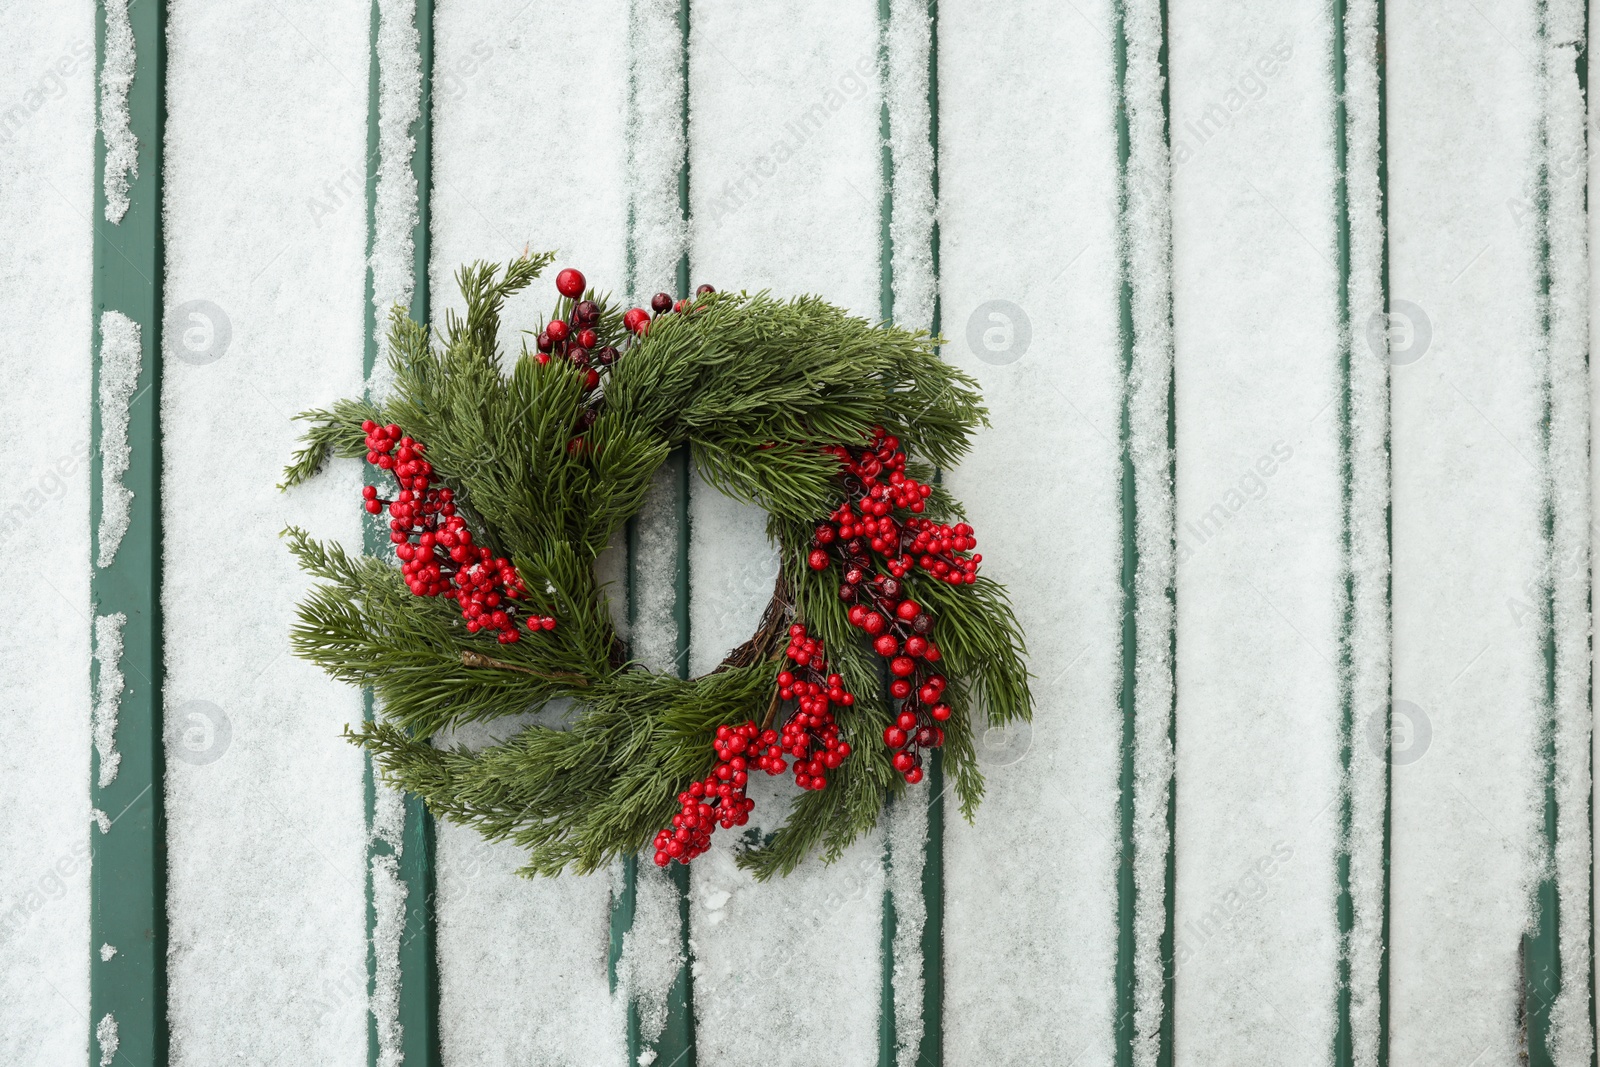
283 254 1032 878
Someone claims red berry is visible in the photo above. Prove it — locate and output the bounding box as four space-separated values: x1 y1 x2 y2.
556 268 586 298
889 656 915 677
930 703 951 721
873 635 899 657
905 766 924 785
546 319 570 343
897 600 921 621
884 727 907 748
623 308 650 334
808 549 829 571
651 292 673 313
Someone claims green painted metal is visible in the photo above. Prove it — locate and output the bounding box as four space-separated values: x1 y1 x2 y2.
1156 4 1177 1060
1524 1 1560 1060
1374 2 1391 1063
876 2 945 1062
1111 1 1139 1062
611 1 697 1058
89 1 168 1064
1329 1 1360 1063
362 2 440 1063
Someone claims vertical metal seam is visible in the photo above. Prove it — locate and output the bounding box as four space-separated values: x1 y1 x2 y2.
1113 0 1140 1062
362 2 440 1063
90 0 168 1063
1527 0 1563 1062
1331 0 1357 1062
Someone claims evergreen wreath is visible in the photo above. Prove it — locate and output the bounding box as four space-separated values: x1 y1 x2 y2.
281 252 1032 879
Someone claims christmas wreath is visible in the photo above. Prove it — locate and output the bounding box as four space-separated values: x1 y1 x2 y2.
281 253 1031 878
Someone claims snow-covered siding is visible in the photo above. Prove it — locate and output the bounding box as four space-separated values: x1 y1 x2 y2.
683 3 888 1064
1388 3 1568 1062
1169 2 1344 1062
937 0 1125 1062
162 2 370 1063
424 2 631 1064
0 3 95 1063
8 1 1600 1063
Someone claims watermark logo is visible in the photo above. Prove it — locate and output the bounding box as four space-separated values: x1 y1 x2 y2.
976 717 1032 767
168 700 232 765
1365 698 1431 766
1365 299 1431 366
966 300 1031 366
165 299 231 366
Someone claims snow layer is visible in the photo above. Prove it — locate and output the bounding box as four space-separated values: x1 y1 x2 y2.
96 310 140 568
98 0 136 222
882 5 934 1056
1387 3 1549 1062
95 1012 118 1066
163 3 371 1062
0 5 94 1059
625 0 688 302
368 0 423 401
885 792 928 1067
427 3 631 1063
938 0 1124 1062
1339 2 1392 1064
1120 1 1178 1062
1169 3 1343 1062
885 0 935 331
686 2 887 1061
92 612 126 787
371 852 406 1067
1538 1 1592 1061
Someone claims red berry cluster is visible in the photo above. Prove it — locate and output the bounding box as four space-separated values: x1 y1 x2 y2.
808 427 980 784
535 268 611 394
774 623 854 791
654 623 855 867
361 420 556 643
817 428 981 585
623 283 717 338
534 269 716 456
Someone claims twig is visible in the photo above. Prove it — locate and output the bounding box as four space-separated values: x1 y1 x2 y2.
459 649 589 687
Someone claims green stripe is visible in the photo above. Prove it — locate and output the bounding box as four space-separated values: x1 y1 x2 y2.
1157 4 1176 1064
611 1 697 1060
1330 1 1358 1063
362 3 440 1064
1525 1 1560 1062
90 2 168 1064
1112 0 1138 1062
877 2 945 1062
1374 1 1391 1062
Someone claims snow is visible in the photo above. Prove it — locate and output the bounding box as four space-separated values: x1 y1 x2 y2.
0 7 95 1057
938 0 1123 1062
1538 1 1592 1060
95 1012 118 1066
162 3 371 1062
371 852 406 1067
615 860 684 1052
1339 2 1392 1064
1169 3 1343 1062
685 2 887 1062
96 310 140 568
426 3 631 1063
625 0 688 302
100 944 117 962
98 0 135 222
1387 3 1549 1061
1120 1 1178 1062
91 612 126 787
885 793 927 1067
368 0 423 401
885 0 935 331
